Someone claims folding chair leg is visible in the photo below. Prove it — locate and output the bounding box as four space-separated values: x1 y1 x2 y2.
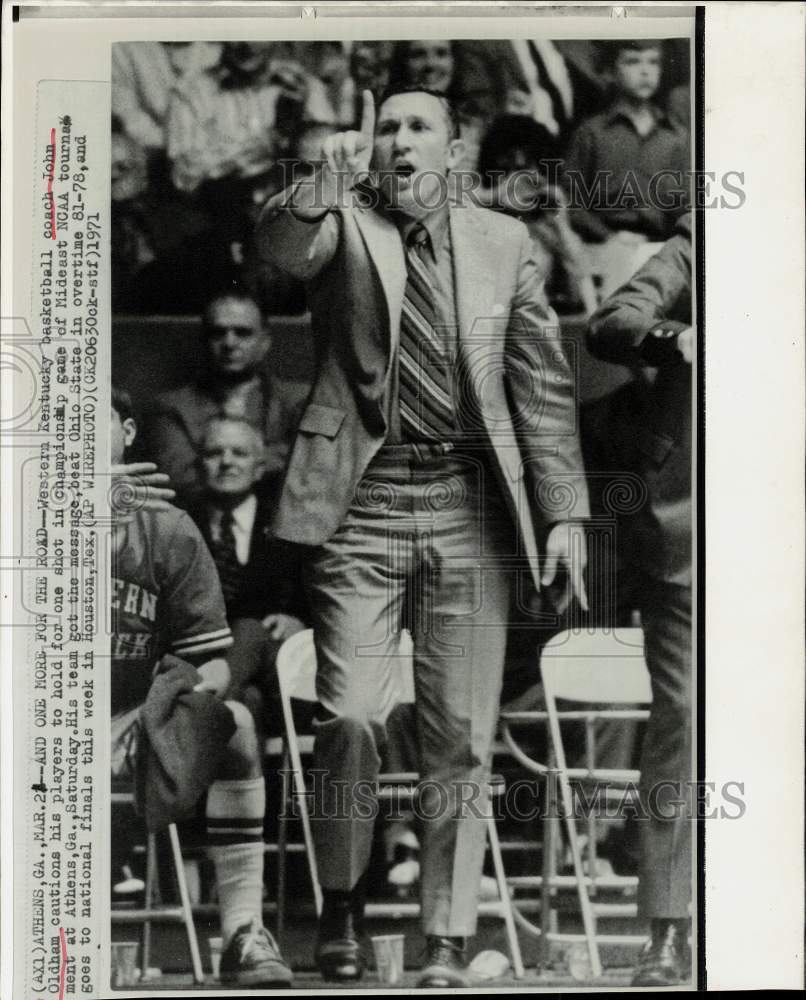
168 824 204 985
141 834 156 976
557 772 603 979
276 748 289 945
539 760 558 969
485 815 524 978
292 769 323 916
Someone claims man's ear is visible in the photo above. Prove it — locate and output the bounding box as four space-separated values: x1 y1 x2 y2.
446 138 466 172
123 417 137 450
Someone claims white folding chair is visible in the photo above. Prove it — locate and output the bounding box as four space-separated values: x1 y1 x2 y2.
500 627 652 980
275 628 525 978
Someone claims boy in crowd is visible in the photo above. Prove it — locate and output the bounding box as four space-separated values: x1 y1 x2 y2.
563 40 690 294
110 387 292 987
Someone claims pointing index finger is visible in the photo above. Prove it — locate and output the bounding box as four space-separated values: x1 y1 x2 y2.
359 88 376 142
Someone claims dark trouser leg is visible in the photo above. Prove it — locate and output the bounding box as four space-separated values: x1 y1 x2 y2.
637 580 693 920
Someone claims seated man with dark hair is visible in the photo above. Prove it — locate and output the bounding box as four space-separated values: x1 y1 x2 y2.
110 387 292 987
188 414 309 736
143 289 308 508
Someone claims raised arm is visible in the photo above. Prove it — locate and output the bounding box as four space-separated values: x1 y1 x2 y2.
255 89 376 280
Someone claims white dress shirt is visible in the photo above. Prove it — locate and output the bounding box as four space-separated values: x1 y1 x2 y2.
208 493 257 566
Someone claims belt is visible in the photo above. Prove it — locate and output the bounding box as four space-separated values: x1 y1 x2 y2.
369 441 492 469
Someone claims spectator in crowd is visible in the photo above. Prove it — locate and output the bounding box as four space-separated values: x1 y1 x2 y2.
292 41 357 126
562 40 690 294
143 290 308 506
111 129 219 314
461 39 608 146
163 42 339 278
587 212 693 987
166 41 336 196
388 40 499 168
477 114 598 315
188 415 309 739
112 41 222 156
109 387 293 987
347 40 394 117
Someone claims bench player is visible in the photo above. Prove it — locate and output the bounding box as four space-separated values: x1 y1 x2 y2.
110 386 292 987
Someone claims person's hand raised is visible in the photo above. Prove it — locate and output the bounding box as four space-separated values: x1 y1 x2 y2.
321 89 375 189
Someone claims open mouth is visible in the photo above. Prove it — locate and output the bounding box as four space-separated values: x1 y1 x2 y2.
392 162 416 178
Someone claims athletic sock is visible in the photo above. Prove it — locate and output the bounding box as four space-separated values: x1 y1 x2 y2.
206 776 265 944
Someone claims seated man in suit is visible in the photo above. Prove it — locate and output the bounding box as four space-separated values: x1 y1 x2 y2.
143 289 308 507
189 414 309 736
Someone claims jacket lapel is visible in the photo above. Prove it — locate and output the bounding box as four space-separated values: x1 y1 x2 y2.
353 204 406 357
450 206 509 425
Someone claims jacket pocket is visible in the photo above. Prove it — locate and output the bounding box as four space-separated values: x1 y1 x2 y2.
298 403 346 439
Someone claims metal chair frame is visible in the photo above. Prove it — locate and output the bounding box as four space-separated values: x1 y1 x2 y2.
110 789 204 985
500 627 652 979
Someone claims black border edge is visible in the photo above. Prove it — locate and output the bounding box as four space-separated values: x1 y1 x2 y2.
695 3 707 992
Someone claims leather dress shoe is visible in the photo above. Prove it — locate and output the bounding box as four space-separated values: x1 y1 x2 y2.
631 919 691 987
417 936 469 988
315 889 367 982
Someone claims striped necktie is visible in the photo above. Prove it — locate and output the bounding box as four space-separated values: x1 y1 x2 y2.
398 223 455 441
211 510 243 606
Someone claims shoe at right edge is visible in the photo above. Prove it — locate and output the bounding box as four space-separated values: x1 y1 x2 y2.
631 919 691 987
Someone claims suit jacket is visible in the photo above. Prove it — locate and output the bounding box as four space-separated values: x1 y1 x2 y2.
144 371 309 507
188 480 309 623
586 212 692 585
257 183 589 592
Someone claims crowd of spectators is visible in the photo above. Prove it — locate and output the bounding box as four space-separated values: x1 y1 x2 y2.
112 37 691 317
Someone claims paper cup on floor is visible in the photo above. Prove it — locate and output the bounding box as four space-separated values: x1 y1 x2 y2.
208 936 223 980
110 941 139 988
371 934 405 985
469 949 510 981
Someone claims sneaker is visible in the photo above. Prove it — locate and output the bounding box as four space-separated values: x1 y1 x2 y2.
219 919 293 987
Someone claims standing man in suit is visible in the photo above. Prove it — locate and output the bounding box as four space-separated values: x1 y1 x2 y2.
587 211 693 987
257 85 590 987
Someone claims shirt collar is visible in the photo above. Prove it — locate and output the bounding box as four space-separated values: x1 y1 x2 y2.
210 492 257 533
391 203 451 264
606 100 672 131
